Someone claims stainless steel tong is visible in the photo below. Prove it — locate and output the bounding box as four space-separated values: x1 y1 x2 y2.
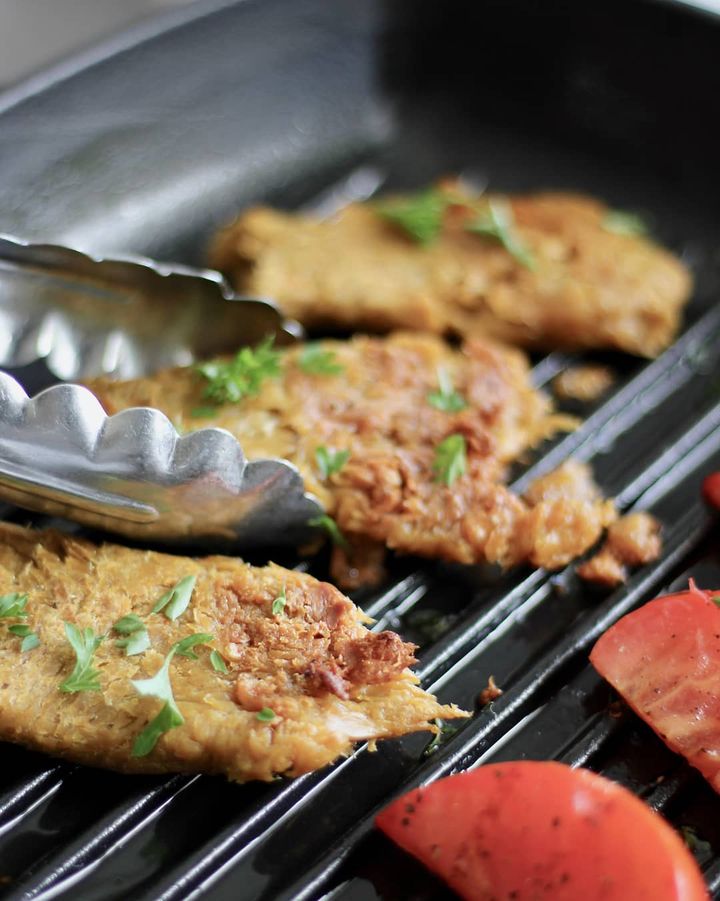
0 236 323 544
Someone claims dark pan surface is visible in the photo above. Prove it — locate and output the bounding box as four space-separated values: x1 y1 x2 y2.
2 0 720 898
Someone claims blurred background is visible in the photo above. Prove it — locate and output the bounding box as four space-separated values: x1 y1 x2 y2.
3 0 720 90
0 0 199 88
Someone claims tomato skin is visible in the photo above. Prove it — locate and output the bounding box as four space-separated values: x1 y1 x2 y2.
702 472 720 509
591 587 720 794
376 761 708 901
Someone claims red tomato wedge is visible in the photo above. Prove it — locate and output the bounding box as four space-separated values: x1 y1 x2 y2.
376 761 707 900
591 584 720 793
702 472 720 510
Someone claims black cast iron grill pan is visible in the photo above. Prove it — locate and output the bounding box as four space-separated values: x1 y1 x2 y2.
1 0 720 898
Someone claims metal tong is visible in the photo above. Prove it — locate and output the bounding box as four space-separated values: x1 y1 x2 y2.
0 236 323 544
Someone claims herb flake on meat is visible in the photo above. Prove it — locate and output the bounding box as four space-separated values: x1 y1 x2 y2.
210 649 229 673
375 188 450 246
299 344 344 376
465 200 536 270
427 367 467 412
59 623 104 693
308 514 350 551
315 446 350 479
153 575 197 621
131 633 213 756
432 434 467 487
602 210 648 237
197 336 281 405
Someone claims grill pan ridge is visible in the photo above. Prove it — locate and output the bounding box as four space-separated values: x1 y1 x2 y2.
2 0 720 898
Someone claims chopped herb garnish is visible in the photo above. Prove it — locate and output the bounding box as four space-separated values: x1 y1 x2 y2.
114 614 145 634
8 623 40 652
131 633 213 756
21 633 40 652
432 433 467 486
308 514 350 551
152 575 197 621
422 719 458 757
465 200 536 270
116 630 151 656
59 623 104 693
196 336 281 405
315 446 350 479
210 649 229 673
0 592 28 619
256 707 276 722
602 209 648 237
113 613 151 656
0 593 37 649
427 367 467 413
299 344 344 376
174 632 214 659
271 586 287 617
375 188 450 246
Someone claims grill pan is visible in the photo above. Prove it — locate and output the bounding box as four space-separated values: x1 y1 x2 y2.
2 0 720 898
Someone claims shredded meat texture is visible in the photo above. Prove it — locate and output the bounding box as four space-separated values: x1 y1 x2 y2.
0 523 465 782
553 365 615 402
577 512 662 586
87 333 622 580
209 188 692 358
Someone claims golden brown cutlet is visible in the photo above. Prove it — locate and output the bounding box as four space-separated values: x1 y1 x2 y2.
210 188 691 357
88 332 617 583
0 522 465 782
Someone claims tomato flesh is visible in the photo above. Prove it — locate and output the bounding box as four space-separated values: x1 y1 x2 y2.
376 761 707 900
591 586 720 793
702 472 720 509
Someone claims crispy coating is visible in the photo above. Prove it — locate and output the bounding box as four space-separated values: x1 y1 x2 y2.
0 523 465 782
577 512 662 586
88 333 617 576
209 189 692 357
553 365 615 403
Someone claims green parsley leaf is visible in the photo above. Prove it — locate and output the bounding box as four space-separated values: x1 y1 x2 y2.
113 614 146 634
271 586 287 617
196 336 281 405
132 702 184 758
116 631 152 656
113 613 150 656
0 592 28 619
174 632 213 659
130 632 211 756
256 707 276 722
465 200 536 270
315 446 350 479
432 433 467 487
8 623 40 652
59 623 104 693
21 633 40 652
375 188 449 246
602 209 648 237
308 514 350 551
422 718 458 757
427 367 467 413
152 575 197 621
210 649 229 673
298 344 344 376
